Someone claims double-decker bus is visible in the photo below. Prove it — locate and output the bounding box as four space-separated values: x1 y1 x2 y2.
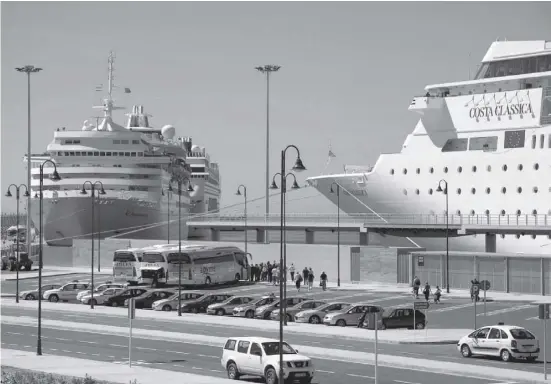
112 248 144 285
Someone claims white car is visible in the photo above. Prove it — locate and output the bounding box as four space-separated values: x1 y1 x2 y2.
80 287 126 305
221 337 314 384
76 282 125 301
458 325 540 362
43 281 90 302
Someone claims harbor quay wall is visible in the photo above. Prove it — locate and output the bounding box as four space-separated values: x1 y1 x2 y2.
71 239 399 284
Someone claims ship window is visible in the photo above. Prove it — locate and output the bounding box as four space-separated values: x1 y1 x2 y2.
443 167 448 173
533 186 538 193
415 189 419 195
502 165 507 171
113 140 120 144
487 165 492 172
390 169 395 175
106 152 112 156
504 130 525 149
456 210 461 215
472 166 477 172
138 152 143 156
501 210 506 215
75 152 81 156
94 152 99 156
518 164 523 171
501 187 506 194
65 152 70 156
131 152 137 157
100 152 105 156
73 140 80 144
119 152 124 156
501 234 506 239
442 138 468 152
517 187 522 193
516 234 521 239
469 136 497 152
416 168 420 174
534 163 540 170
532 210 538 215
70 152 75 156
403 168 407 175
457 188 462 195
540 134 545 149
532 234 537 239
486 187 491 194
58 151 63 156
132 140 140 144
485 210 490 215
429 167 434 174
470 210 475 215
476 54 551 79
471 188 476 194
532 135 536 149
88 152 93 156
428 188 433 195
516 210 521 215
457 166 462 173
403 189 407 195
125 152 130 157
121 140 129 144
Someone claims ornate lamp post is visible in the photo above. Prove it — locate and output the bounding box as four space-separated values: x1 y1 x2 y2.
162 188 172 243
436 179 450 293
5 184 30 303
236 185 248 280
80 181 106 309
330 182 341 287
37 159 61 355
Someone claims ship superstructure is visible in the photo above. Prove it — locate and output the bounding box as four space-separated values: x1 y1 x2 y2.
308 40 551 254
25 52 221 246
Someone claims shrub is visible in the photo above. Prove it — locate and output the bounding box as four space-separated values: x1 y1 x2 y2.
0 367 132 384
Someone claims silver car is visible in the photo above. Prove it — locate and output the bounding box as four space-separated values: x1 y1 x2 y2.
295 301 351 324
20 284 61 301
80 287 125 305
270 300 327 322
207 296 256 316
233 295 278 318
152 291 204 311
323 303 384 327
255 297 308 320
76 282 125 301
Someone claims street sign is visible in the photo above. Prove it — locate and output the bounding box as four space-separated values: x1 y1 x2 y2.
480 280 491 291
414 301 430 310
128 298 135 367
472 284 480 294
128 298 136 320
417 256 424 267
539 304 550 320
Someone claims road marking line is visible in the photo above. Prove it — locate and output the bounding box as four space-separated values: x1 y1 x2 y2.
192 367 203 370
6 332 22 335
108 355 116 358
394 380 420 384
173 364 187 368
430 303 478 313
210 369 223 372
8 344 18 347
347 373 375 379
50 348 58 351
108 344 126 348
80 341 97 344
55 337 71 341
23 345 31 348
62 350 72 353
526 317 538 321
166 350 190 355
136 346 157 351
75 351 86 354
92 353 100 356
317 370 335 374
366 295 408 303
478 304 533 316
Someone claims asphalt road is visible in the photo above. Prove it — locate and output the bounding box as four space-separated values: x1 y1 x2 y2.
1 323 508 384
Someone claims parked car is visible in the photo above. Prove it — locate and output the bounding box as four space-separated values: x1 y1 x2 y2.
270 300 326 322
255 297 308 320
207 296 256 316
43 281 91 302
104 287 149 307
181 293 233 314
20 284 61 301
323 304 383 327
76 282 125 301
152 291 204 312
80 287 126 305
125 289 175 309
381 307 426 330
221 337 315 384
295 302 350 324
458 325 540 362
233 295 278 318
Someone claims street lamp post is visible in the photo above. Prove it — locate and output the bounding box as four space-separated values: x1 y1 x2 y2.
273 145 305 381
255 64 281 244
171 179 194 316
436 179 450 293
80 181 106 309
162 188 171 243
270 172 300 325
37 160 61 355
330 182 341 287
236 185 248 280
16 65 42 270
5 184 30 303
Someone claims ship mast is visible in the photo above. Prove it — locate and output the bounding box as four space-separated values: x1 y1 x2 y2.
105 51 115 118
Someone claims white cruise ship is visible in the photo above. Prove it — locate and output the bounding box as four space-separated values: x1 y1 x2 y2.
307 40 551 254
25 52 221 246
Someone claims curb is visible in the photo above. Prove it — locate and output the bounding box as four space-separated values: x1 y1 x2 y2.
397 339 458 345
1 294 16 298
4 271 112 281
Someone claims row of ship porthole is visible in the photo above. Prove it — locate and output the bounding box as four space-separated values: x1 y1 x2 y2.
390 163 541 175
406 186 543 195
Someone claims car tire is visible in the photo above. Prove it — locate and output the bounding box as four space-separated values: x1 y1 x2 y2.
216 309 225 316
500 349 513 362
526 356 537 362
245 310 254 318
226 361 240 380
162 305 172 312
191 307 198 314
25 294 35 301
415 322 425 330
460 344 472 358
205 276 211 285
265 366 278 384
336 319 346 327
286 314 293 322
309 315 321 324
112 301 119 307
24 265 31 271
49 295 59 303
381 323 387 330
234 273 240 281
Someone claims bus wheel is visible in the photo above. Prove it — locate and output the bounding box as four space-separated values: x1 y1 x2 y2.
234 273 240 281
205 276 211 285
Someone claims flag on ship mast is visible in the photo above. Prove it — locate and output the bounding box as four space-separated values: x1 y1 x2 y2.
124 87 131 93
322 142 336 174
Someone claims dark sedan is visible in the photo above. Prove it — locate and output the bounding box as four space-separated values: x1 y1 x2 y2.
381 307 426 330
105 287 148 307
126 289 175 309
180 293 233 313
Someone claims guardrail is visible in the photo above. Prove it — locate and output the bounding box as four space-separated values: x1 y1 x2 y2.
188 213 551 227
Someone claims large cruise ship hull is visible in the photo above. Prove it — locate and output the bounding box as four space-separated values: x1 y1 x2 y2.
308 173 551 254
31 197 189 247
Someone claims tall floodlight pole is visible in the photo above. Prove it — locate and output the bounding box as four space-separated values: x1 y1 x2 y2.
235 185 248 255
330 182 341 287
255 65 281 243
37 160 61 355
173 178 193 317
436 179 449 293
5 184 30 303
16 66 42 264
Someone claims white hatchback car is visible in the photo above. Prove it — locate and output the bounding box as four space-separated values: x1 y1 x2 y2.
221 337 315 384
458 325 540 362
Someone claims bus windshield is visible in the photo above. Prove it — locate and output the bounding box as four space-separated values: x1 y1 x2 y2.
167 253 191 264
113 252 137 262
143 253 165 263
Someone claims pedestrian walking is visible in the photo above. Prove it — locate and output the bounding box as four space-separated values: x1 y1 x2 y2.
289 263 295 281
302 267 309 282
434 286 441 303
295 273 303 292
320 271 327 291
413 276 421 298
273 267 279 285
423 282 431 302
307 268 314 291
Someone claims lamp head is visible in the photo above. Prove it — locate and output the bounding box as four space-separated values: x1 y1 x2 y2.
291 180 300 190
330 185 335 194
161 189 165 196
50 170 61 181
99 188 106 195
292 157 306 172
168 184 173 192
34 193 39 198
23 191 30 197
187 184 194 192
5 190 12 197
436 185 442 192
270 180 279 190
235 189 242 196
80 188 87 195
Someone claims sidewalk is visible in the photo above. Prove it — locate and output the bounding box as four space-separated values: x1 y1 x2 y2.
1 300 466 344
1 267 112 281
325 281 551 303
1 349 232 384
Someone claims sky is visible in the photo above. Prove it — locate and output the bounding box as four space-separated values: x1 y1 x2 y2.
2 1 551 215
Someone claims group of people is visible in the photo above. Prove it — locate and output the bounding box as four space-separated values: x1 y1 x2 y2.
248 262 328 292
412 276 442 303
